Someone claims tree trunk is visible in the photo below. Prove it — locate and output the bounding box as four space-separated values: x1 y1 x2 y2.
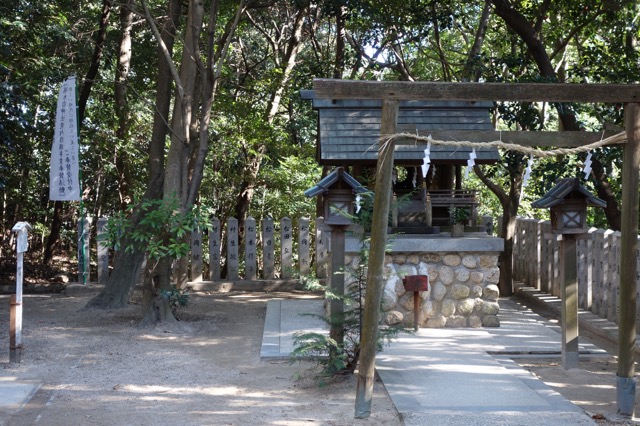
491 0 622 230
473 163 523 296
86 0 182 310
43 201 63 265
86 248 146 308
498 207 517 297
114 0 134 210
233 4 306 222
462 0 492 82
141 257 177 325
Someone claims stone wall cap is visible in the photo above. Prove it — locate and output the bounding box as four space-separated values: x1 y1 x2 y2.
346 236 504 253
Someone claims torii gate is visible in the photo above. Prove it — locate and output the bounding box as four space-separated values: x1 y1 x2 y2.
312 79 640 419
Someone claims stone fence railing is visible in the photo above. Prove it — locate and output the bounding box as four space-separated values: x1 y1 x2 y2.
512 217 640 328
93 216 328 284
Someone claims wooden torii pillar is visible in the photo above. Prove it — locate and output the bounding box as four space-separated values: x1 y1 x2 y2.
312 79 640 419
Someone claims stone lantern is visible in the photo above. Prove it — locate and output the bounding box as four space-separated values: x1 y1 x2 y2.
532 177 606 370
305 167 370 344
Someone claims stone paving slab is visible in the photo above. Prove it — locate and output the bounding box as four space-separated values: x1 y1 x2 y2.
262 297 606 425
0 378 40 413
376 298 602 425
260 299 326 359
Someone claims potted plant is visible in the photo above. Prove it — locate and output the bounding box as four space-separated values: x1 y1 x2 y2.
450 207 470 237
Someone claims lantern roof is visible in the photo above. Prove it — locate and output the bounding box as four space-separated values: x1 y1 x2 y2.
531 178 606 209
304 167 370 198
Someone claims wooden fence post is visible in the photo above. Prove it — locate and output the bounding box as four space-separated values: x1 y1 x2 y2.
209 217 221 281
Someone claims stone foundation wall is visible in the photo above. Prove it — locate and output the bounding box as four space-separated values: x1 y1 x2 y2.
344 250 501 328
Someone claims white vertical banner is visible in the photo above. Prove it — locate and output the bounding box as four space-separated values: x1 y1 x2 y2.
49 76 81 201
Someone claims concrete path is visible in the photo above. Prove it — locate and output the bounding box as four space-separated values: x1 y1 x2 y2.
262 297 609 425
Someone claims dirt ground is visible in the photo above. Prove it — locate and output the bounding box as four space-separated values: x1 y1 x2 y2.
0 289 400 426
0 287 638 425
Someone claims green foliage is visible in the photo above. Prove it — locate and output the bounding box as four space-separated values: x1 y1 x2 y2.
159 285 190 318
291 225 406 382
3 0 638 263
450 206 470 225
102 197 210 262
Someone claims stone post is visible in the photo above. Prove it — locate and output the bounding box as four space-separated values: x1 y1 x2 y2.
262 218 275 279
97 217 109 284
281 218 293 279
299 218 310 277
209 217 221 281
245 217 257 280
190 227 203 282
226 218 239 280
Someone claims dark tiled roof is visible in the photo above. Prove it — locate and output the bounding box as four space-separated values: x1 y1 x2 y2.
302 91 499 164
304 167 370 198
531 178 606 208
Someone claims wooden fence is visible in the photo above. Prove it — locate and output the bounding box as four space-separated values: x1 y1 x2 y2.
94 216 329 284
512 217 640 328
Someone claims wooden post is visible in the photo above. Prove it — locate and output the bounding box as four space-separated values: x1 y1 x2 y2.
281 218 293 279
617 103 640 418
190 226 203 282
560 234 579 370
355 99 398 419
226 218 239 280
262 218 275 279
209 217 221 281
96 217 110 284
245 217 257 280
299 218 310 277
10 222 31 363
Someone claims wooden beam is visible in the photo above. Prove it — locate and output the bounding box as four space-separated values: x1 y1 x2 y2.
314 79 640 103
355 99 398 419
393 129 623 148
617 103 640 418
